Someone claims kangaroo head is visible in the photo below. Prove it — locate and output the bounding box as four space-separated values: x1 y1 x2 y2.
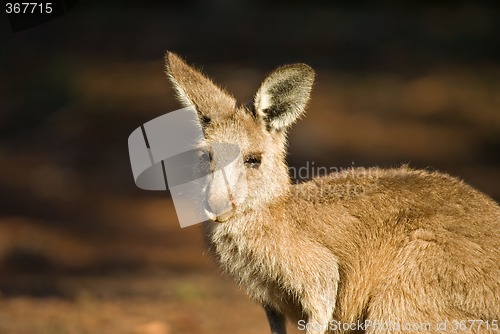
165 52 314 222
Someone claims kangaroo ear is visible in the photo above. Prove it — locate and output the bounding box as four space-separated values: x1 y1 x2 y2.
254 64 315 131
165 52 236 122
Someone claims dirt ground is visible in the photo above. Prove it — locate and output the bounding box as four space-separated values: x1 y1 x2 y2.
1 2 499 334
0 271 305 334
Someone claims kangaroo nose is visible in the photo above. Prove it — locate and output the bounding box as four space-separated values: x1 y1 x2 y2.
203 143 241 222
206 187 232 216
205 172 235 222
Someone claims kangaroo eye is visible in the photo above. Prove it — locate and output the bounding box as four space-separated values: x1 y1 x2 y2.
244 154 262 168
200 115 211 126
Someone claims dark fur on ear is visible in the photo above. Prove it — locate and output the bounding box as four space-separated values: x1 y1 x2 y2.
254 64 315 131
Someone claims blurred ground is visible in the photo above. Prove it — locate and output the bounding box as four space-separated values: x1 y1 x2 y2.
0 2 499 333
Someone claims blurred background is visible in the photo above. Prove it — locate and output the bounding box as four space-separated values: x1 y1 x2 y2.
1 1 499 333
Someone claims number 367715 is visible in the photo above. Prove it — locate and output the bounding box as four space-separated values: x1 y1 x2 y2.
6 3 52 14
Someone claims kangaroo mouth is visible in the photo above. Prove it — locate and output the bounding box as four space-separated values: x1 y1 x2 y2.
204 188 237 223
214 210 234 222
205 209 234 223
204 201 234 223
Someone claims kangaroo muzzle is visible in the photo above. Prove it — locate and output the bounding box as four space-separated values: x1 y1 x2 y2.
204 143 246 222
128 106 242 227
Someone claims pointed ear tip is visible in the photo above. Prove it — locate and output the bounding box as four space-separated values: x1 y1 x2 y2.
164 52 173 72
164 51 184 69
164 51 174 63
164 50 176 59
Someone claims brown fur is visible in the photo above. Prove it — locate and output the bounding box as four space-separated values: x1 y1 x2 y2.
165 52 500 333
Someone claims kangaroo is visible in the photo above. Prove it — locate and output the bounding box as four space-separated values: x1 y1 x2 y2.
164 52 500 334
